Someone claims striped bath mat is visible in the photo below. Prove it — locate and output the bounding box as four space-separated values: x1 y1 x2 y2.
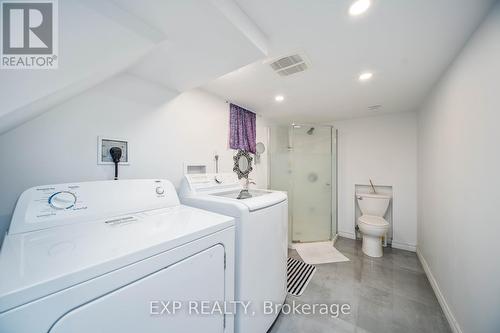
287 257 316 297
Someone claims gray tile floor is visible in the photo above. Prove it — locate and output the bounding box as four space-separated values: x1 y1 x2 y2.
268 237 451 333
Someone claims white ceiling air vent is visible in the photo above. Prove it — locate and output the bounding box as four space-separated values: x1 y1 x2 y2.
269 54 308 76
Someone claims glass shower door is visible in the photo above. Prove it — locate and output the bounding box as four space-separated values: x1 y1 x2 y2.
290 126 333 242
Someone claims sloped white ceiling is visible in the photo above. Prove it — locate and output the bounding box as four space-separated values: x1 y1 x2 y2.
203 0 496 123
0 0 157 134
125 0 268 91
0 0 268 134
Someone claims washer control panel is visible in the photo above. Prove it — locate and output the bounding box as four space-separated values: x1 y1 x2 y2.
183 173 241 193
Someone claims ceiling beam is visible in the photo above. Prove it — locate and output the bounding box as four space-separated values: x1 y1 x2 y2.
210 0 269 55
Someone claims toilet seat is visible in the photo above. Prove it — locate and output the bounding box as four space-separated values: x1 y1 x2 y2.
358 215 389 228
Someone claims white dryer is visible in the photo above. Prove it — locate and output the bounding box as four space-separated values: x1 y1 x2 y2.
179 173 288 333
0 179 235 333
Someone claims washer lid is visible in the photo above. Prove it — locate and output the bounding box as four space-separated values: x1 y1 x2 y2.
209 189 287 211
0 205 234 313
358 215 389 227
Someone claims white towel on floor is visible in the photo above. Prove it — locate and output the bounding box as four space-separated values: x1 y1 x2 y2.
295 241 350 264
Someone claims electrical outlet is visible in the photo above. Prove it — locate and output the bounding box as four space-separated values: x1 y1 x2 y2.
98 137 129 165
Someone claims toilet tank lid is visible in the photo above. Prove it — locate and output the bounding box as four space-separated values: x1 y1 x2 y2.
356 193 391 199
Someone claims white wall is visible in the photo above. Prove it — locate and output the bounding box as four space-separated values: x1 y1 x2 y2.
335 112 418 251
417 3 500 332
0 73 269 240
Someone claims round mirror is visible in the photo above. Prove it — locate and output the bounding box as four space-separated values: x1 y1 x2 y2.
256 142 266 154
233 150 253 179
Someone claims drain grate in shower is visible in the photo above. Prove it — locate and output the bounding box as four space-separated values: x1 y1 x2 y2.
287 257 316 297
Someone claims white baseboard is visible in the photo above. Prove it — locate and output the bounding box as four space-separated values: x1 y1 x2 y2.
416 248 462 333
338 231 356 239
288 237 338 250
338 232 417 253
391 241 416 252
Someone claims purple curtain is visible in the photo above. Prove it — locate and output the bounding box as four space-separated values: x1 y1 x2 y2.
229 103 256 154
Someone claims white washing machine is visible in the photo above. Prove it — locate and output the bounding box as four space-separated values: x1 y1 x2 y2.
179 173 288 333
0 179 235 333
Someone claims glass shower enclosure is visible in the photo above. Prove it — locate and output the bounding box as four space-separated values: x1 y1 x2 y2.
269 124 337 245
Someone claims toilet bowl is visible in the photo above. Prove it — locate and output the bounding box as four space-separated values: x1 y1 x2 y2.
356 193 391 257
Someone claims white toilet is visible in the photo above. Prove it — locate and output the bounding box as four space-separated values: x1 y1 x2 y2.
356 193 391 257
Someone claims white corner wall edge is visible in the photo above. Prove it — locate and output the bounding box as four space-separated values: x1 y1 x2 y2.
416 248 462 333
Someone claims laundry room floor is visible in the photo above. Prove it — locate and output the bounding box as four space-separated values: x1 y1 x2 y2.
268 237 451 333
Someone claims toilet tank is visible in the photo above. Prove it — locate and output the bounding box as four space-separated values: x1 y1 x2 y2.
356 193 391 217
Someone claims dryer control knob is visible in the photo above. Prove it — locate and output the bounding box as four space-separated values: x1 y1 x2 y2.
49 191 76 210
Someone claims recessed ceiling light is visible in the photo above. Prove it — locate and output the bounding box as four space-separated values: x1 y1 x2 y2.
275 95 284 102
359 72 373 82
349 0 371 16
